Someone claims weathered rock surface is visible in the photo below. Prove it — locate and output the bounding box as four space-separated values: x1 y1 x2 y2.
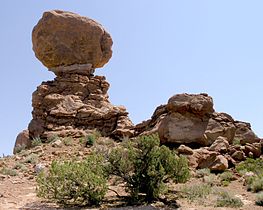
234 121 260 145
32 10 112 69
13 130 31 154
209 136 229 153
28 73 133 140
187 148 228 171
158 93 214 145
14 10 133 149
135 92 262 171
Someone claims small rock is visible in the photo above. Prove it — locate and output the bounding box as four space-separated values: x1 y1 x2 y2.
52 139 62 148
231 150 246 161
34 163 45 174
78 151 84 156
209 136 229 153
177 144 194 155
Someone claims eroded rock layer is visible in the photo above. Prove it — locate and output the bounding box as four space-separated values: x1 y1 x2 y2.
28 72 133 141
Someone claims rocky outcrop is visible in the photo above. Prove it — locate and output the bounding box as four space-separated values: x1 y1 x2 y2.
32 10 112 69
14 10 133 150
28 73 133 140
135 92 261 171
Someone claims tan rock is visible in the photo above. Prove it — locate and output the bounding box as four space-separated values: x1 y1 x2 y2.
167 93 214 116
32 10 112 70
177 145 194 155
231 150 246 161
13 130 31 154
202 112 236 145
234 121 260 145
28 73 133 140
158 93 213 145
189 148 228 171
209 136 229 153
243 143 261 158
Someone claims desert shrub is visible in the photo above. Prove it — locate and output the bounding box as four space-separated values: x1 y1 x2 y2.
13 162 27 172
81 131 101 147
47 134 60 143
236 158 263 176
36 154 107 206
63 137 73 146
32 137 42 147
0 167 17 176
180 183 212 202
23 153 38 164
85 134 96 146
196 168 211 178
216 191 243 208
108 134 190 201
249 177 263 192
232 138 241 145
256 192 263 206
203 174 218 186
14 144 26 154
219 171 233 186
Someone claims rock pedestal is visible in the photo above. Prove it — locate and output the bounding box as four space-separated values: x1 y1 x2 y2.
28 71 134 140
13 10 133 153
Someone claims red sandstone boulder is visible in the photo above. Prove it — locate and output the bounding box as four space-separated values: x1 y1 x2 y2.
32 10 112 69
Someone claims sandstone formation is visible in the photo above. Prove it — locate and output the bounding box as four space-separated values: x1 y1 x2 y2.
14 10 132 153
158 93 214 145
32 10 112 69
28 73 133 141
135 93 261 171
13 130 31 154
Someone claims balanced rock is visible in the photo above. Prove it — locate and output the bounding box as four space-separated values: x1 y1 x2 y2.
15 10 133 147
32 10 112 70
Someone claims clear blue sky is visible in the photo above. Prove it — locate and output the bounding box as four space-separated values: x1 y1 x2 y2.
1 1 263 155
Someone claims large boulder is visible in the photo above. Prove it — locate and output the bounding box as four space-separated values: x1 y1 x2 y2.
202 112 236 145
188 148 228 171
234 121 260 145
13 130 31 154
32 10 112 70
158 93 214 145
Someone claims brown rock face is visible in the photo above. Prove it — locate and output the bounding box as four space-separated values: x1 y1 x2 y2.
13 130 31 154
32 10 112 69
158 93 214 145
28 73 133 140
188 148 228 171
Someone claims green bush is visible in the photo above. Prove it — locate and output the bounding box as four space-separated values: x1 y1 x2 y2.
23 153 38 164
63 137 73 146
0 167 17 176
219 171 233 186
85 134 96 146
249 177 263 192
236 158 263 176
108 134 190 201
36 154 107 206
32 137 42 147
256 192 263 206
216 191 243 208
